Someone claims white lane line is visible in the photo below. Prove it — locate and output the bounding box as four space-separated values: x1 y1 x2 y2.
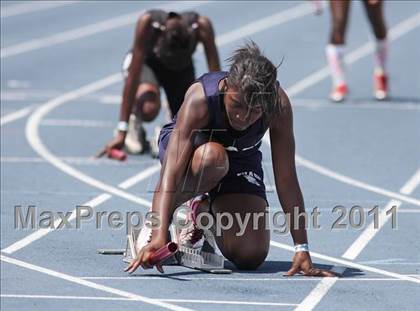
0 156 157 166
40 119 114 127
81 276 419 282
294 167 420 311
0 107 33 126
214 2 320 48
1 1 80 18
289 12 420 311
0 255 192 311
118 165 161 189
1 163 160 254
25 74 152 209
0 294 297 307
342 200 401 260
263 136 420 207
1 193 111 254
359 259 420 266
286 10 420 97
1 90 59 101
0 90 125 102
292 98 420 111
269 241 420 284
343 169 420 260
163 299 295 306
262 12 420 208
0 1 207 59
295 155 420 207
400 168 420 195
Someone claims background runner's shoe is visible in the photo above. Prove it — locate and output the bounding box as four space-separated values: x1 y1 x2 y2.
150 125 161 159
330 84 348 102
374 73 388 100
125 113 149 154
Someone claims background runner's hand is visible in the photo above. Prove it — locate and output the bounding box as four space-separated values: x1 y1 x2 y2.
124 236 167 274
285 251 338 277
95 131 126 158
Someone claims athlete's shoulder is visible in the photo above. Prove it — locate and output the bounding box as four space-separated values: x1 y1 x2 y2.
268 85 293 131
196 71 228 90
277 85 292 115
179 82 210 128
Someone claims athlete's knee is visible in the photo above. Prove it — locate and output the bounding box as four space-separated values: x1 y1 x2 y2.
192 142 229 179
134 84 160 121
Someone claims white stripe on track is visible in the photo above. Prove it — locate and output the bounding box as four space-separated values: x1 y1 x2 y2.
0 107 32 126
286 11 420 97
1 1 80 18
0 294 297 307
25 74 152 209
264 11 420 311
1 193 111 254
1 162 160 254
0 255 192 311
40 119 114 127
80 276 420 282
0 156 157 166
1 1 209 58
269 241 420 284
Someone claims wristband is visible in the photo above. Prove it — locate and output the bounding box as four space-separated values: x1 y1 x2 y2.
117 121 128 132
294 243 309 252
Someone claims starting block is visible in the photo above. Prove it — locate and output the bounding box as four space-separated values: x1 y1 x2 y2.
99 223 231 274
171 224 231 274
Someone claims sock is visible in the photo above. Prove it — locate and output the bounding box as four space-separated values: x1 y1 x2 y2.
326 44 346 87
374 38 388 75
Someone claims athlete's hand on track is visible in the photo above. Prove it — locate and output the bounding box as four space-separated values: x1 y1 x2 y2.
95 132 126 158
285 251 339 277
124 237 167 274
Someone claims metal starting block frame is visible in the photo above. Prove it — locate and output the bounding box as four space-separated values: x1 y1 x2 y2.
99 224 231 274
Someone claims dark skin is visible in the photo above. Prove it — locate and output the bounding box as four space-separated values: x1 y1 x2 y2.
125 78 336 277
329 0 387 45
98 13 220 157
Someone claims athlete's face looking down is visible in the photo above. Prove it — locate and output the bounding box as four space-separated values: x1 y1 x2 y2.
222 81 263 131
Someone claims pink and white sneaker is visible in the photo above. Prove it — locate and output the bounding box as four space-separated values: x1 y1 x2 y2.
330 83 348 103
374 73 388 100
178 195 209 248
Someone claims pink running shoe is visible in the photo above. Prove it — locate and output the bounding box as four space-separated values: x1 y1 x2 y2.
178 195 209 248
330 83 348 103
374 73 388 100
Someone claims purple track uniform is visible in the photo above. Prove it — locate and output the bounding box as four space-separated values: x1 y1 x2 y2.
158 71 269 204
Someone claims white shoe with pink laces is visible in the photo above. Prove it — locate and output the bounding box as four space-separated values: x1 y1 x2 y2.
178 195 209 249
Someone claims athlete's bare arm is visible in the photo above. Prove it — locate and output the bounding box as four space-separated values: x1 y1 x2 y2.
197 15 221 72
125 82 210 273
98 13 152 156
270 88 336 277
119 14 151 129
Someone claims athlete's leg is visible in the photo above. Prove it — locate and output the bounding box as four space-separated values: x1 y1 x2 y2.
327 0 351 102
125 82 160 154
158 139 229 207
362 0 388 99
133 83 161 122
329 0 351 45
362 0 387 41
122 50 161 153
211 193 269 270
159 62 196 118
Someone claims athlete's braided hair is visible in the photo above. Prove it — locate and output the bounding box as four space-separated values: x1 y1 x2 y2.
227 41 282 122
